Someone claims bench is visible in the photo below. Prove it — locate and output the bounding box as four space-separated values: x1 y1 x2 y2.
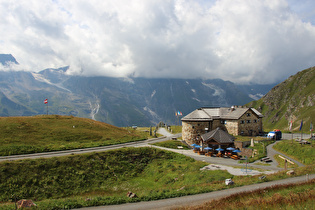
261 157 272 162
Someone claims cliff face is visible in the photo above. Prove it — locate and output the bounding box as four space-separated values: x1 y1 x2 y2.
248 66 315 131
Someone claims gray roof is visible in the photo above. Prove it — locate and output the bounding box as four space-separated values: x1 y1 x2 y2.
201 127 235 144
181 107 263 121
180 108 212 121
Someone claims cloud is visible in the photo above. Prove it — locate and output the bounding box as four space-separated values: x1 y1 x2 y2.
0 0 315 84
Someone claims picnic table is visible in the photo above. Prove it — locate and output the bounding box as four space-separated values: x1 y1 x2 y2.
231 155 240 160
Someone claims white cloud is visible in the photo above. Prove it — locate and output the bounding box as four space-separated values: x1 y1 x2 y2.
0 0 315 84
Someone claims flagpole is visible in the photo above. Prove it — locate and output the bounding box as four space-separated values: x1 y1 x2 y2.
300 119 303 140
44 98 48 115
310 121 313 141
291 122 293 144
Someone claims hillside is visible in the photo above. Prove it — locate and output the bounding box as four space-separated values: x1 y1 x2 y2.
0 115 147 156
247 67 315 132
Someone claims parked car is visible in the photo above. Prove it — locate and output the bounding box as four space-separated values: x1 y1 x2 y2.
267 129 282 140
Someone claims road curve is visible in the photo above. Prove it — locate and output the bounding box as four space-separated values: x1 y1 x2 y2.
0 132 181 162
77 174 315 210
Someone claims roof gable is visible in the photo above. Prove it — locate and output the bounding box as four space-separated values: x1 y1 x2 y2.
201 127 235 144
181 108 213 121
181 107 263 121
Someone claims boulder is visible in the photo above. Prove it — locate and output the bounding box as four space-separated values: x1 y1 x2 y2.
286 170 295 175
17 200 36 209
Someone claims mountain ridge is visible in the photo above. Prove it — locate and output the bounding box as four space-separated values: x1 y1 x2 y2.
247 66 315 132
0 54 275 126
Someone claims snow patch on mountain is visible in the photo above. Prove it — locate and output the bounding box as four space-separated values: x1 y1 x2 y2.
249 93 264 100
32 72 72 92
151 90 156 98
202 82 225 96
193 97 200 102
143 106 159 119
89 101 100 120
121 77 134 84
191 89 196 93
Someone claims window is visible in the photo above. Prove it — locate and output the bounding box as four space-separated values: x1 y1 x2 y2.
247 113 251 117
240 120 245 124
253 119 257 123
247 120 251 123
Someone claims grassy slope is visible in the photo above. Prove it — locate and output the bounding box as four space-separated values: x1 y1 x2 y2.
0 115 148 156
0 147 231 209
247 67 315 132
178 179 315 210
273 140 315 165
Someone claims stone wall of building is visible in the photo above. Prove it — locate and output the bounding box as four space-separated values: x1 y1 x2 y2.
238 109 262 136
225 120 238 136
234 141 253 157
182 121 211 145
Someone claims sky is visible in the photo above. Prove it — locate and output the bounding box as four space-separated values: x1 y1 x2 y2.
0 0 315 84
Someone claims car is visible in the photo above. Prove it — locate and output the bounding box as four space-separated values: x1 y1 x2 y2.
267 129 282 140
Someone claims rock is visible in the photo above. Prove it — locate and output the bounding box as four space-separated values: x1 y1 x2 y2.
127 191 137 198
177 186 185 191
286 170 295 175
17 200 36 208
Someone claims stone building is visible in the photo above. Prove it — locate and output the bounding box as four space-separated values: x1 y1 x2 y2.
181 106 263 145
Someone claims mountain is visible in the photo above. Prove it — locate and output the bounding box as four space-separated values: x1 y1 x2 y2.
0 54 275 127
0 54 19 65
247 66 315 132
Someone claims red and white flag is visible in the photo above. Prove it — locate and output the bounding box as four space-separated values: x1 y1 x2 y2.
44 99 48 104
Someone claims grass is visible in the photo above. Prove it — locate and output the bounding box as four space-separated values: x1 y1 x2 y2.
176 179 315 210
0 147 314 209
0 115 149 156
238 138 274 163
273 155 298 169
273 140 315 165
152 140 190 150
169 125 182 134
234 136 268 142
0 147 229 209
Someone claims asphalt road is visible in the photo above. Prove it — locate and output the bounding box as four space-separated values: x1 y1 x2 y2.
0 129 310 163
0 131 181 162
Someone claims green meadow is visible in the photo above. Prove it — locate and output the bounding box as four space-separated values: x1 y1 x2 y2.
0 146 314 209
0 115 149 156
